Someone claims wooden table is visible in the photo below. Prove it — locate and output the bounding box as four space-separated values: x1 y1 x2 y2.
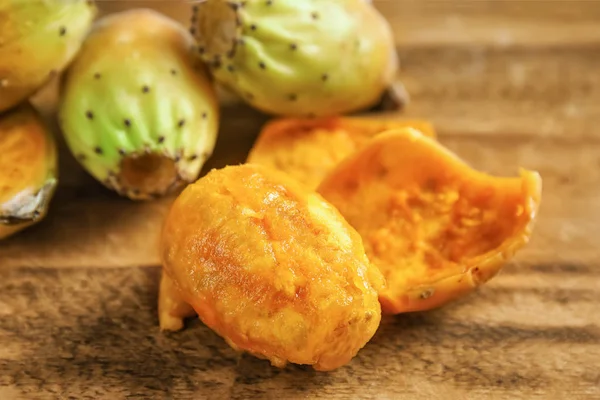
1 1 599 398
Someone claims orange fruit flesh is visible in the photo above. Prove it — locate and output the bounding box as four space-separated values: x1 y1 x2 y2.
159 164 384 371
317 128 542 314
247 116 436 190
0 106 50 207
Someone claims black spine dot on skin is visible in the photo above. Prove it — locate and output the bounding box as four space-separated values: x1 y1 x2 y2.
158 136 165 144
311 12 319 20
94 72 101 79
124 119 131 127
142 86 150 93
250 24 257 31
266 0 273 5
118 149 126 156
171 69 177 76
259 61 266 69
77 154 86 161
86 111 94 120
202 112 208 119
290 43 298 50
198 47 205 55
59 26 66 36
190 27 196 35
178 119 186 128
289 94 298 101
94 146 103 155
188 154 198 161
227 65 235 72
322 74 329 82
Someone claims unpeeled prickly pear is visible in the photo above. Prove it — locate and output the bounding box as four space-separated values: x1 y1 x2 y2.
58 9 220 201
0 0 97 112
191 0 398 117
0 103 58 240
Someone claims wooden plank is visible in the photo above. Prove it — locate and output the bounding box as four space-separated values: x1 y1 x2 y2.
381 0 600 48
396 44 600 139
0 266 598 399
93 1 600 48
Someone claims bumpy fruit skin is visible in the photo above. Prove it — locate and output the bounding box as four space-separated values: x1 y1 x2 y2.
59 9 220 200
317 129 542 315
247 117 436 190
192 0 398 117
0 0 97 112
0 103 58 240
159 164 385 371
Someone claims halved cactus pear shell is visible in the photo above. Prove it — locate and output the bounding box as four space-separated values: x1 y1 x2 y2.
0 103 58 240
58 9 220 200
247 116 436 190
0 0 97 112
192 0 398 117
317 128 542 314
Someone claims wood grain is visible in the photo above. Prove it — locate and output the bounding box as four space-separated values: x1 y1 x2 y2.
1 1 599 398
1 265 598 400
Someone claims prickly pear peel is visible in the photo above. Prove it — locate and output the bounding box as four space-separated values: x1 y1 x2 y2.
247 117 436 190
317 129 542 314
0 103 58 240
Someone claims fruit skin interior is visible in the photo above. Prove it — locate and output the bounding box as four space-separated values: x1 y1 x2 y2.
317 128 542 315
159 163 385 371
246 116 437 190
0 103 58 240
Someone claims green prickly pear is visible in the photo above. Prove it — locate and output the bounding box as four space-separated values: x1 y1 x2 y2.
0 0 97 112
58 9 220 201
191 0 399 117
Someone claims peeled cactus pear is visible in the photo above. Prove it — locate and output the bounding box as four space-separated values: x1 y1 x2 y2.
191 0 398 117
58 9 220 200
0 103 58 240
0 0 97 112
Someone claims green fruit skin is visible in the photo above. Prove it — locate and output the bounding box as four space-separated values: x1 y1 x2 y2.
0 0 97 112
194 0 398 117
58 9 220 199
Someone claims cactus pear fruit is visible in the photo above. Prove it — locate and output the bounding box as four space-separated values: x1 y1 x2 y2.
191 0 399 117
159 163 384 371
58 9 220 200
0 0 97 112
0 103 58 240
